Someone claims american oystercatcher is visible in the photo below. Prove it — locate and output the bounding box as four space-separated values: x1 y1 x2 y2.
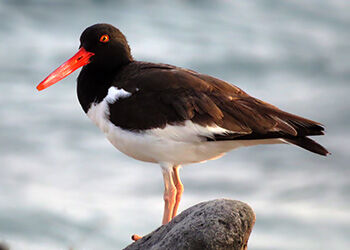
37 23 329 235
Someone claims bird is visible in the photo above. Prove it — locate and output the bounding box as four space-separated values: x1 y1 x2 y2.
36 23 329 239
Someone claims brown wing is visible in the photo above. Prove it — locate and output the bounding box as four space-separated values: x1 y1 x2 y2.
110 62 328 155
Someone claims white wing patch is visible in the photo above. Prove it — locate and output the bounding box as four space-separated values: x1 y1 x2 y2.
105 86 132 104
146 120 231 143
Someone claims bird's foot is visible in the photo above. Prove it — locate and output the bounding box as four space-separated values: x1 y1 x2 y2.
131 234 142 241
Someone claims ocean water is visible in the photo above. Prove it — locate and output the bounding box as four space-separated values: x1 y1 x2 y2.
0 0 349 249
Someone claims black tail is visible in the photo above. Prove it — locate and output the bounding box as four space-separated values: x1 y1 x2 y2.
265 106 329 156
208 96 330 156
284 137 329 156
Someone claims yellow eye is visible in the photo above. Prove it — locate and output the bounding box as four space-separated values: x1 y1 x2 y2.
99 34 109 43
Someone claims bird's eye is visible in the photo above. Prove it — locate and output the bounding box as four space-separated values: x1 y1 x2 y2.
99 34 109 43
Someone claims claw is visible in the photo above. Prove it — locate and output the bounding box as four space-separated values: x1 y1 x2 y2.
131 234 142 241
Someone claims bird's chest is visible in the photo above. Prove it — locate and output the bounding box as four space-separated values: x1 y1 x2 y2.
86 86 131 132
86 98 111 133
85 87 158 162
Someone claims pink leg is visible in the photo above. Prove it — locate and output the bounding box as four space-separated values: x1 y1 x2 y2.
161 164 177 225
131 165 179 241
131 165 177 240
171 165 184 219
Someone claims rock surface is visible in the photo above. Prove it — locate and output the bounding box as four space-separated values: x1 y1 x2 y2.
0 242 9 250
124 199 255 250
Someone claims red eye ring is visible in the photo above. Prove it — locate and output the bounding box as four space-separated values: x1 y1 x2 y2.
99 34 109 43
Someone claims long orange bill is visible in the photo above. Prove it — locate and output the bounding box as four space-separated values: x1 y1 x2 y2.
36 47 94 91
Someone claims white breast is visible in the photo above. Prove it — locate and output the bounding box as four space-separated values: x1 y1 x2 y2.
87 87 283 165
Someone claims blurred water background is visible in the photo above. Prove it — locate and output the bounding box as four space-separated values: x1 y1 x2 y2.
0 0 349 249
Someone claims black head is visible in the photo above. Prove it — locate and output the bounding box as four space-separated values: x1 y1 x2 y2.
80 23 133 70
36 23 133 91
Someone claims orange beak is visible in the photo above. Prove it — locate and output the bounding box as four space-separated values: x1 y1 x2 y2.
36 47 95 91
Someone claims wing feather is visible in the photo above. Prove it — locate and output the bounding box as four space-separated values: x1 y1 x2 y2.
109 62 326 145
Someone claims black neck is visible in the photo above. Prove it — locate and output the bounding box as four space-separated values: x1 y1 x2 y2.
77 65 117 113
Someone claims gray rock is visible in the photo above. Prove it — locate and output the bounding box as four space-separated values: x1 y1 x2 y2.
0 242 9 250
124 199 255 250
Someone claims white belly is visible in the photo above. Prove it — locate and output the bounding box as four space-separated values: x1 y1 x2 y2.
86 87 283 165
